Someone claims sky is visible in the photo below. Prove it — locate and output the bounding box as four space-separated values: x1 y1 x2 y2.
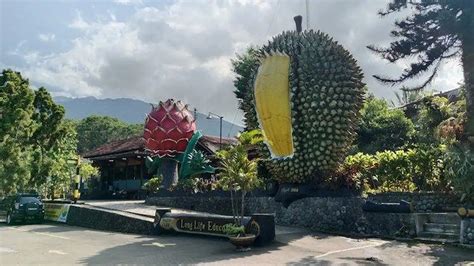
0 0 465 125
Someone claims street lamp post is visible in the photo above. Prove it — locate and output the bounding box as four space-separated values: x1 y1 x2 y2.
206 112 223 149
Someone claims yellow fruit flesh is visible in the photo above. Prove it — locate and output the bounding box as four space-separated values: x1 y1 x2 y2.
254 54 293 158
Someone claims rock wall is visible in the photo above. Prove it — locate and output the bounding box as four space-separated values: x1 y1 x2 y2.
146 196 415 238
461 218 474 245
367 192 461 212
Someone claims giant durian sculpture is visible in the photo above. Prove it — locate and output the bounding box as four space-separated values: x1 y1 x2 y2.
245 16 365 183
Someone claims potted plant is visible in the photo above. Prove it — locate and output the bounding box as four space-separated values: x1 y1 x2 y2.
223 224 256 251
217 130 263 250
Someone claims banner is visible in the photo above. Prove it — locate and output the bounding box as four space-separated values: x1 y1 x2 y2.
44 203 70 223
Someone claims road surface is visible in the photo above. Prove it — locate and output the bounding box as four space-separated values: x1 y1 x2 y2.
1 223 473 265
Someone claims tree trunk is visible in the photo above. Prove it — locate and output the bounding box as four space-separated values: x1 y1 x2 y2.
230 189 237 224
160 159 179 190
50 185 55 200
462 26 474 146
240 191 246 226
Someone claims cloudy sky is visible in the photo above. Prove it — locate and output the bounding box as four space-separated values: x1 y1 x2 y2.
0 0 464 124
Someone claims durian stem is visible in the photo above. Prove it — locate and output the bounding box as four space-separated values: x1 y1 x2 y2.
161 158 179 190
294 15 302 33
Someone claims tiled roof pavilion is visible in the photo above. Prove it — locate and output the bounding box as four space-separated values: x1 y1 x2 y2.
82 135 238 161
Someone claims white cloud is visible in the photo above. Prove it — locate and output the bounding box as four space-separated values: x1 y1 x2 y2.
38 33 56 42
17 0 464 120
113 0 143 5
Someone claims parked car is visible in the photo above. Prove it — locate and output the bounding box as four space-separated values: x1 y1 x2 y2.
0 193 45 225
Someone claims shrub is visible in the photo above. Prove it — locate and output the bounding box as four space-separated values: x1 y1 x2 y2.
414 96 466 144
222 224 246 237
444 145 474 201
339 145 447 193
374 150 416 192
177 175 218 193
330 153 378 192
357 97 415 154
142 176 163 193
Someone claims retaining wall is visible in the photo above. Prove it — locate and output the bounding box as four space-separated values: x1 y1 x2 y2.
367 192 461 212
461 218 474 245
66 205 156 235
146 196 415 237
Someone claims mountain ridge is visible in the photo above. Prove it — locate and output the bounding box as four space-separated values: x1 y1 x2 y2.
54 96 243 137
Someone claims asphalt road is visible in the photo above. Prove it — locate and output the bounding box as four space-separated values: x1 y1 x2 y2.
0 222 473 265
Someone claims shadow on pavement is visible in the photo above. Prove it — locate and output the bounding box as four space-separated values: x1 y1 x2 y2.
287 256 388 266
80 233 288 265
374 241 473 266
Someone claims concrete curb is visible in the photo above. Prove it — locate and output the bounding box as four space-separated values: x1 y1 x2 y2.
66 205 157 235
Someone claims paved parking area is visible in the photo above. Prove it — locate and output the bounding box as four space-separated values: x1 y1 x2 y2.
1 222 473 265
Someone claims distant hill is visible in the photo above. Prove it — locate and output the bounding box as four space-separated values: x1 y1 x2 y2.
54 96 243 137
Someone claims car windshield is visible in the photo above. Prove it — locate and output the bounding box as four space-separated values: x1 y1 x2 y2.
19 197 41 204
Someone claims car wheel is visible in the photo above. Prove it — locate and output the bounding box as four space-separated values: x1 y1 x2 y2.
6 213 13 225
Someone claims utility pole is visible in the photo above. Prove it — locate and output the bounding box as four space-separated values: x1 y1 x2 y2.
207 112 224 149
305 0 310 29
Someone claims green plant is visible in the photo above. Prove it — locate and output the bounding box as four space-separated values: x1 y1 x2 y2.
222 224 245 237
177 175 217 193
333 153 378 191
368 1 474 139
340 145 448 193
0 70 80 196
444 145 474 201
374 150 416 192
234 26 365 183
142 176 163 193
357 96 415 154
217 130 262 228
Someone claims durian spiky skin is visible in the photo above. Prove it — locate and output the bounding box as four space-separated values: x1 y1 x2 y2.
248 30 365 183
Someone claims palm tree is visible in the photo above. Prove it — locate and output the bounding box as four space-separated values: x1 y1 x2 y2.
216 130 262 226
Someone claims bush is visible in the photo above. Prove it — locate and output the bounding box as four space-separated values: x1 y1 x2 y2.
330 153 378 192
444 145 474 201
142 176 163 193
177 175 218 193
356 97 415 154
339 145 447 193
414 96 466 144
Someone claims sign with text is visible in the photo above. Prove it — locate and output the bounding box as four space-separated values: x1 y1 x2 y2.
44 203 70 223
158 214 251 237
154 209 275 246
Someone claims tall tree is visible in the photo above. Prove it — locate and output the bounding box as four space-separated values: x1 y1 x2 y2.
29 87 68 187
0 70 35 194
0 69 78 195
368 0 474 140
76 115 143 153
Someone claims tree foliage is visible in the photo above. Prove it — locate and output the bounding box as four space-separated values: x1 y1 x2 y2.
368 0 474 138
368 0 472 90
217 130 262 225
391 88 432 107
413 94 466 144
0 69 77 196
231 46 260 130
76 115 143 153
356 96 415 154
1 70 35 194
